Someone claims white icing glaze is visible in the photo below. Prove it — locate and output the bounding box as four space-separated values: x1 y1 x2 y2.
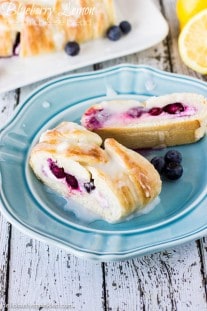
53 31 65 50
63 195 161 224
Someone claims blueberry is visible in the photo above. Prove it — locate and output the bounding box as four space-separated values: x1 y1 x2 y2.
165 150 182 164
127 107 143 118
107 25 122 41
64 41 80 56
164 162 183 180
87 116 101 129
84 179 96 193
49 160 65 179
119 21 132 34
149 107 163 116
65 173 79 189
150 156 165 174
163 102 184 114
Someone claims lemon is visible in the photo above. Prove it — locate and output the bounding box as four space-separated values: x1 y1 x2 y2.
176 0 207 29
178 9 207 74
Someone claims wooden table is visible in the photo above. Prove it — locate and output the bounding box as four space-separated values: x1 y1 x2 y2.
0 0 207 310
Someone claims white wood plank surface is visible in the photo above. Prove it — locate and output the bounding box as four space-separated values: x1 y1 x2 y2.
0 90 18 310
0 216 10 310
0 90 18 129
104 243 207 311
8 229 104 311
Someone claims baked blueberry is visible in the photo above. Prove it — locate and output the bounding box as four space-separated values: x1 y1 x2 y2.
165 150 182 164
119 21 132 34
64 41 80 56
164 162 183 180
127 107 143 118
87 116 101 129
163 102 184 114
107 25 122 41
49 161 65 179
84 180 96 193
65 173 79 189
150 156 165 174
149 107 163 116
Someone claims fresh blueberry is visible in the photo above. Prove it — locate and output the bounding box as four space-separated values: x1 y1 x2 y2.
65 173 79 189
107 25 122 41
163 102 184 114
149 107 163 116
64 41 80 56
164 162 183 180
84 179 96 193
150 156 165 174
119 21 132 34
165 150 182 164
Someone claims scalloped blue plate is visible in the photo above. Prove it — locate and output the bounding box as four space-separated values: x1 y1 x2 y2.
0 65 207 261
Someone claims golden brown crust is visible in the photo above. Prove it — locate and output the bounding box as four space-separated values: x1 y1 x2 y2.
88 166 137 216
0 1 20 56
31 141 108 164
0 21 16 56
94 119 203 149
32 122 107 164
104 138 162 205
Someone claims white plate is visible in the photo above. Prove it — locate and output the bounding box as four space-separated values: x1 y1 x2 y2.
0 0 168 93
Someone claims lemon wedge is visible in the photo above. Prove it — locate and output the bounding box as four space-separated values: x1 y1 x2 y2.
178 9 207 74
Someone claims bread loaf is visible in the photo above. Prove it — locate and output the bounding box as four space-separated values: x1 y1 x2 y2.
29 122 162 223
81 93 207 149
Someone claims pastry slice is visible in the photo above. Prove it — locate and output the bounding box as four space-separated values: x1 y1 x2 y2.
29 122 161 223
81 93 207 149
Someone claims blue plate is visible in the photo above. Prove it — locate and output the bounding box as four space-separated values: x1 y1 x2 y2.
0 65 207 261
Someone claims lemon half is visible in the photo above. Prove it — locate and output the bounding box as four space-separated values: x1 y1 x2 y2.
178 9 207 74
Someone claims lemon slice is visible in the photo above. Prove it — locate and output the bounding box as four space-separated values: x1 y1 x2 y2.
178 9 207 74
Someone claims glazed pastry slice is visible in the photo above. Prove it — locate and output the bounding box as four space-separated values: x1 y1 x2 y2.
81 93 207 149
29 122 161 223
